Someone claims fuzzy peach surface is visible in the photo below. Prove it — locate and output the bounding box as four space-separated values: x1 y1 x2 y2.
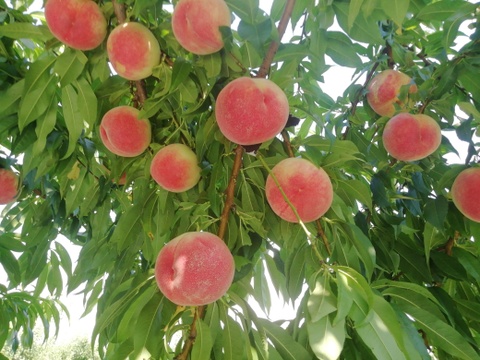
0 169 19 205
100 106 151 157
172 0 231 55
367 69 417 117
215 77 289 145
154 231 235 306
45 0 106 50
451 167 480 223
265 158 333 223
107 22 160 80
382 113 441 162
150 144 201 193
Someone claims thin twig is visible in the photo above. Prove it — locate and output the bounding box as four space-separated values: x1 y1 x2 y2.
218 145 245 240
315 219 331 256
174 306 206 360
256 0 296 78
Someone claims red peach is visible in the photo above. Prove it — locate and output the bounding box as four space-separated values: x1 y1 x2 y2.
0 169 19 205
215 77 289 145
150 144 201 193
45 0 107 51
107 22 161 80
172 0 231 55
367 69 417 117
451 167 480 223
382 113 441 162
154 231 235 306
99 106 151 157
265 158 333 223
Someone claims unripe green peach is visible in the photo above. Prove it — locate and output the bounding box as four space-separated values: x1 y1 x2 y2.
154 231 235 306
451 167 480 223
172 0 231 55
99 106 151 157
150 144 201 193
382 113 441 162
367 69 417 117
215 77 289 145
0 169 19 205
107 22 161 80
265 158 333 223
45 0 107 50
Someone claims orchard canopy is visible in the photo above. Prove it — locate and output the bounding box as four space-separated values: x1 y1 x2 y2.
2 0 480 359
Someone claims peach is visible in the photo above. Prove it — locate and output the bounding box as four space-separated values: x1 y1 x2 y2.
382 113 441 162
154 231 235 306
45 0 107 51
107 22 161 80
367 69 417 117
451 167 480 223
215 77 289 145
99 106 151 157
150 144 201 193
265 158 333 223
172 0 231 55
0 169 19 205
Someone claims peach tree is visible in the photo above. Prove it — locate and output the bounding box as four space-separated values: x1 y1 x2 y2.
1 0 480 359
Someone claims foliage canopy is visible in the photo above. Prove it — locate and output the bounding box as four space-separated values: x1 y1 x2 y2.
1 0 480 359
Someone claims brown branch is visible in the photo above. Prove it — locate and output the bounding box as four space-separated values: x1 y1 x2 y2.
281 130 295 157
218 145 245 240
256 0 296 78
315 219 331 256
174 306 207 360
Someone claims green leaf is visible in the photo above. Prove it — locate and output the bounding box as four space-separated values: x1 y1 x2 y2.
416 0 475 21
400 305 480 360
355 295 408 360
221 311 246 360
54 48 88 87
336 179 373 209
382 0 410 27
307 271 337 322
348 0 364 31
32 96 57 157
73 78 98 130
307 315 345 360
255 318 311 360
192 319 214 360
0 23 53 41
423 222 445 262
325 32 363 68
424 196 448 228
61 84 84 159
18 56 57 131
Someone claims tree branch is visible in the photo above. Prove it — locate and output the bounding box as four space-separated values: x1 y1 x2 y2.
218 145 245 240
174 306 206 360
256 0 296 78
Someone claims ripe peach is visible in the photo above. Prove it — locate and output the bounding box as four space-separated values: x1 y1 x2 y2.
150 144 201 192
99 106 151 157
367 69 417 117
265 158 333 223
154 231 235 306
107 22 161 80
0 169 19 205
172 0 230 55
45 0 107 51
382 113 441 162
215 77 289 145
451 167 480 223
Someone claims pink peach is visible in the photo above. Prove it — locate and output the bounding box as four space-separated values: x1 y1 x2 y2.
100 106 151 157
451 167 480 223
154 231 235 306
215 77 289 145
382 113 441 162
367 69 417 117
0 169 19 205
150 144 201 192
265 158 333 223
172 0 231 55
107 22 160 80
45 0 107 51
